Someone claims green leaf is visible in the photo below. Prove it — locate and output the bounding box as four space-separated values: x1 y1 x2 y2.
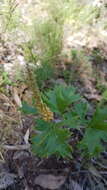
43 85 81 114
42 91 59 113
21 102 37 114
31 119 72 158
35 119 53 131
63 112 80 128
2 72 13 85
62 102 88 128
79 106 107 157
79 127 107 156
102 90 107 101
74 102 88 120
55 86 69 113
89 106 107 131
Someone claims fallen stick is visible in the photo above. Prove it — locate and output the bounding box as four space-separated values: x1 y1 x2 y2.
2 144 30 150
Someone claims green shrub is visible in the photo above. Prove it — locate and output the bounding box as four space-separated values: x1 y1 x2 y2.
21 85 88 158
21 84 107 159
22 0 101 88
23 18 63 88
80 106 107 157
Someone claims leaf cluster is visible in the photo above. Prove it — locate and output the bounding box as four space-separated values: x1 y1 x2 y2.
21 85 107 159
32 119 72 158
80 106 107 157
22 85 87 158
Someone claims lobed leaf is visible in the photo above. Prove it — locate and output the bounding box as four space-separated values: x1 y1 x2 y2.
31 119 72 158
21 101 37 114
80 127 107 156
89 106 107 131
43 85 81 114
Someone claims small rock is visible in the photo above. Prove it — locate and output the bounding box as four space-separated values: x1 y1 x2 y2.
35 174 66 190
0 172 17 189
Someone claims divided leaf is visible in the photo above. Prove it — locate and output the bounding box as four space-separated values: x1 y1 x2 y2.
89 106 107 131
43 85 81 114
80 106 107 156
80 127 107 156
62 102 88 128
31 119 72 158
21 101 37 114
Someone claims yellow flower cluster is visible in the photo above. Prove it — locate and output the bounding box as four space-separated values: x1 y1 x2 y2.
36 100 54 121
26 64 54 121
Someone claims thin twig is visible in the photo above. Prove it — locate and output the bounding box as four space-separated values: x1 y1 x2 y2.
2 144 30 150
0 151 5 162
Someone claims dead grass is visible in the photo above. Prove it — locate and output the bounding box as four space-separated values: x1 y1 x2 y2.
0 93 21 147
